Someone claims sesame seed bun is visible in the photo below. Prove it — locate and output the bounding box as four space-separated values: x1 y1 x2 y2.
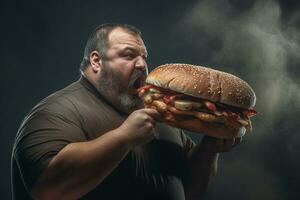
146 63 256 109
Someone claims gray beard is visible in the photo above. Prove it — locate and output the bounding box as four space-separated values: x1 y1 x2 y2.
95 63 143 114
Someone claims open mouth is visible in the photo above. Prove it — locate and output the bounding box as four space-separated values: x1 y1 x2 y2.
129 75 145 94
133 77 143 89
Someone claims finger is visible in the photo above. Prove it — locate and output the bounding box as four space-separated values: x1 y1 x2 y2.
146 115 155 124
138 110 154 122
146 121 156 130
143 108 163 122
236 136 242 143
202 135 217 143
233 137 243 147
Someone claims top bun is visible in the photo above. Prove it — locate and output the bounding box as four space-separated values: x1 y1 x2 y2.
146 63 256 109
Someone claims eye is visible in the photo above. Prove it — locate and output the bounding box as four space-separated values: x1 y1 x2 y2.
123 51 135 60
125 53 134 59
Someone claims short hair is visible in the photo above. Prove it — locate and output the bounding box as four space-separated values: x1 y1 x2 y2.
79 23 142 73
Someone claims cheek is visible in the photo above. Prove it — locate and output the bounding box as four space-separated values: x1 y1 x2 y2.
120 66 132 77
117 63 136 81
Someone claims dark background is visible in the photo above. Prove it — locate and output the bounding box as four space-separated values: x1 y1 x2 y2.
1 0 300 199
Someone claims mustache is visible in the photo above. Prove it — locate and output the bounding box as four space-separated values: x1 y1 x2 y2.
128 70 145 88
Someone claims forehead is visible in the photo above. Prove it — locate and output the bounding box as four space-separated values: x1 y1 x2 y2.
107 27 147 54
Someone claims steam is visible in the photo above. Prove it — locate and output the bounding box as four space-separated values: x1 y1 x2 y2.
180 0 300 116
178 0 300 199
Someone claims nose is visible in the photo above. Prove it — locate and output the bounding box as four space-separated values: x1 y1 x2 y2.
135 56 147 71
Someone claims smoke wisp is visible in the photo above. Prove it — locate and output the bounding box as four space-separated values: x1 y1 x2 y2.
179 0 300 199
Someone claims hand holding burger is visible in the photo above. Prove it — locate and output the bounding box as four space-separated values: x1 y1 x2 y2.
138 63 257 139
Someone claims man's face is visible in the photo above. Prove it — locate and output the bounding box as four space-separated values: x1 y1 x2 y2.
95 28 148 114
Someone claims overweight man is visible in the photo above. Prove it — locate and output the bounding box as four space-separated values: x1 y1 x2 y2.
12 23 241 200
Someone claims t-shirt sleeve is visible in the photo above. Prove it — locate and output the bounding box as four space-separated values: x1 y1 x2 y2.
13 110 86 192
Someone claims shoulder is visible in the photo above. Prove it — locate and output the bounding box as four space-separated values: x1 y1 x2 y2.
34 80 86 114
19 80 88 130
14 81 88 146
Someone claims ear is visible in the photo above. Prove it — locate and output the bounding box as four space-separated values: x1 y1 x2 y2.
89 51 102 73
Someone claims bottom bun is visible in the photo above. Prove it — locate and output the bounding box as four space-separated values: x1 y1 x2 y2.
163 113 246 139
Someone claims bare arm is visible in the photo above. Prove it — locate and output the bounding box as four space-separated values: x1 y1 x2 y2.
31 108 161 200
184 136 242 200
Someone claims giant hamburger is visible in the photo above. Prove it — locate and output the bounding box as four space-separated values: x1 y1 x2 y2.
137 64 257 139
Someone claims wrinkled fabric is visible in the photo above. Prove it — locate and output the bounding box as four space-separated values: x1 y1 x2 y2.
11 76 195 200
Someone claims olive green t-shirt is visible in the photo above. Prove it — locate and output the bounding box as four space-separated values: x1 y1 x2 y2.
12 76 195 200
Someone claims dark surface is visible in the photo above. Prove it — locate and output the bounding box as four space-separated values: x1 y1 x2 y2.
2 0 300 199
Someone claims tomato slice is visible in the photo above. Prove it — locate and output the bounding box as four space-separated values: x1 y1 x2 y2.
243 109 257 118
204 101 217 111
